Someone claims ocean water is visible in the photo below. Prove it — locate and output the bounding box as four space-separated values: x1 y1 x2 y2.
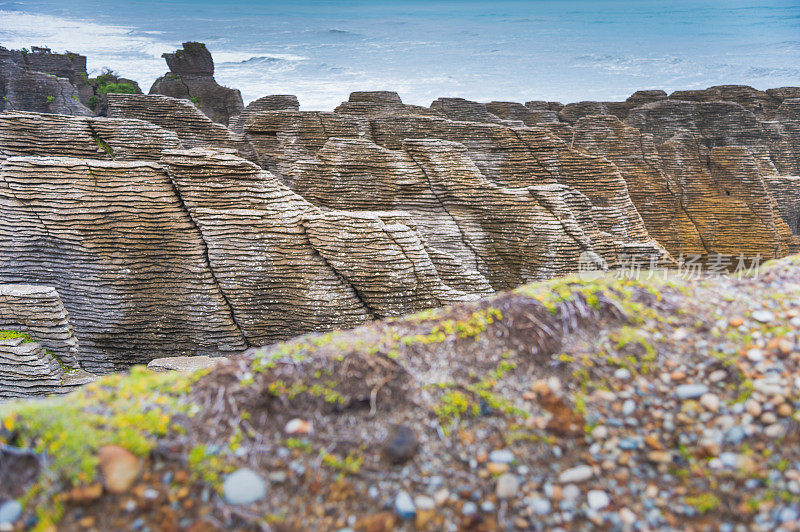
0 0 798 110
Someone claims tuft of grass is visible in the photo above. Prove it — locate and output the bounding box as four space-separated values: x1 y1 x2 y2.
94 137 115 157
0 330 35 343
684 493 721 514
97 82 137 95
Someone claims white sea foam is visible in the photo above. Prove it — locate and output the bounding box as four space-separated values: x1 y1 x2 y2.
1 2 798 111
0 10 170 86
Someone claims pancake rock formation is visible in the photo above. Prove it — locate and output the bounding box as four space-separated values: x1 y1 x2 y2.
0 284 79 368
0 284 94 397
149 42 244 126
0 43 799 377
0 46 91 116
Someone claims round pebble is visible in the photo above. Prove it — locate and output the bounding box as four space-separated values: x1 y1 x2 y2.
394 491 415 519
622 399 636 416
558 464 593 483
587 490 610 510
381 425 419 465
0 500 22 525
675 384 708 400
488 449 515 464
747 349 765 362
496 473 520 499
462 501 478 516
529 496 551 515
700 393 720 412
222 468 267 505
414 495 435 511
614 368 632 381
752 310 775 323
284 418 312 435
591 425 608 440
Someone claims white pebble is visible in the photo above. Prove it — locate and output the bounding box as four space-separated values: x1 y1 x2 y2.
591 425 608 440
619 507 637 524
765 423 786 438
558 464 593 483
752 310 775 323
622 399 636 416
284 418 312 435
496 473 520 499
746 349 764 362
587 490 610 510
414 495 435 511
700 393 720 412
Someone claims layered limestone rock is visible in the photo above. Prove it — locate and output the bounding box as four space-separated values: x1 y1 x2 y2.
0 46 91 116
0 337 63 398
0 335 94 398
335 91 440 118
160 148 373 343
0 284 79 368
485 101 558 126
654 135 796 257
0 111 181 161
286 135 617 288
618 96 800 255
0 155 248 372
149 42 244 125
430 97 507 124
764 175 800 234
0 45 145 116
0 80 799 372
162 148 477 337
252 102 666 272
228 94 299 133
571 115 706 257
106 93 256 161
243 109 369 175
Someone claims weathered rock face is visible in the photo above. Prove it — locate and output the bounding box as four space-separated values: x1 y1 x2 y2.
0 111 181 162
0 337 63 398
106 93 256 161
335 91 440 118
0 154 248 372
244 101 668 281
0 46 145 117
0 284 96 397
285 135 620 289
0 284 79 368
228 94 299 133
0 80 799 372
0 338 94 398
149 42 244 125
0 46 91 116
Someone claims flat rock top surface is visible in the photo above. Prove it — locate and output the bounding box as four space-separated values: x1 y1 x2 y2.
0 284 57 297
146 356 222 373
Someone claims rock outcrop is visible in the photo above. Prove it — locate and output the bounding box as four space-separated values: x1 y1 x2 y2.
0 283 96 397
0 337 93 398
0 111 181 162
0 284 79 368
0 154 248 372
149 42 244 125
0 78 799 373
106 93 256 161
0 46 91 116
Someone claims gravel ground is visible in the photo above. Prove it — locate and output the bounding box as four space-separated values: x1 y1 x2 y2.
3 255 800 532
